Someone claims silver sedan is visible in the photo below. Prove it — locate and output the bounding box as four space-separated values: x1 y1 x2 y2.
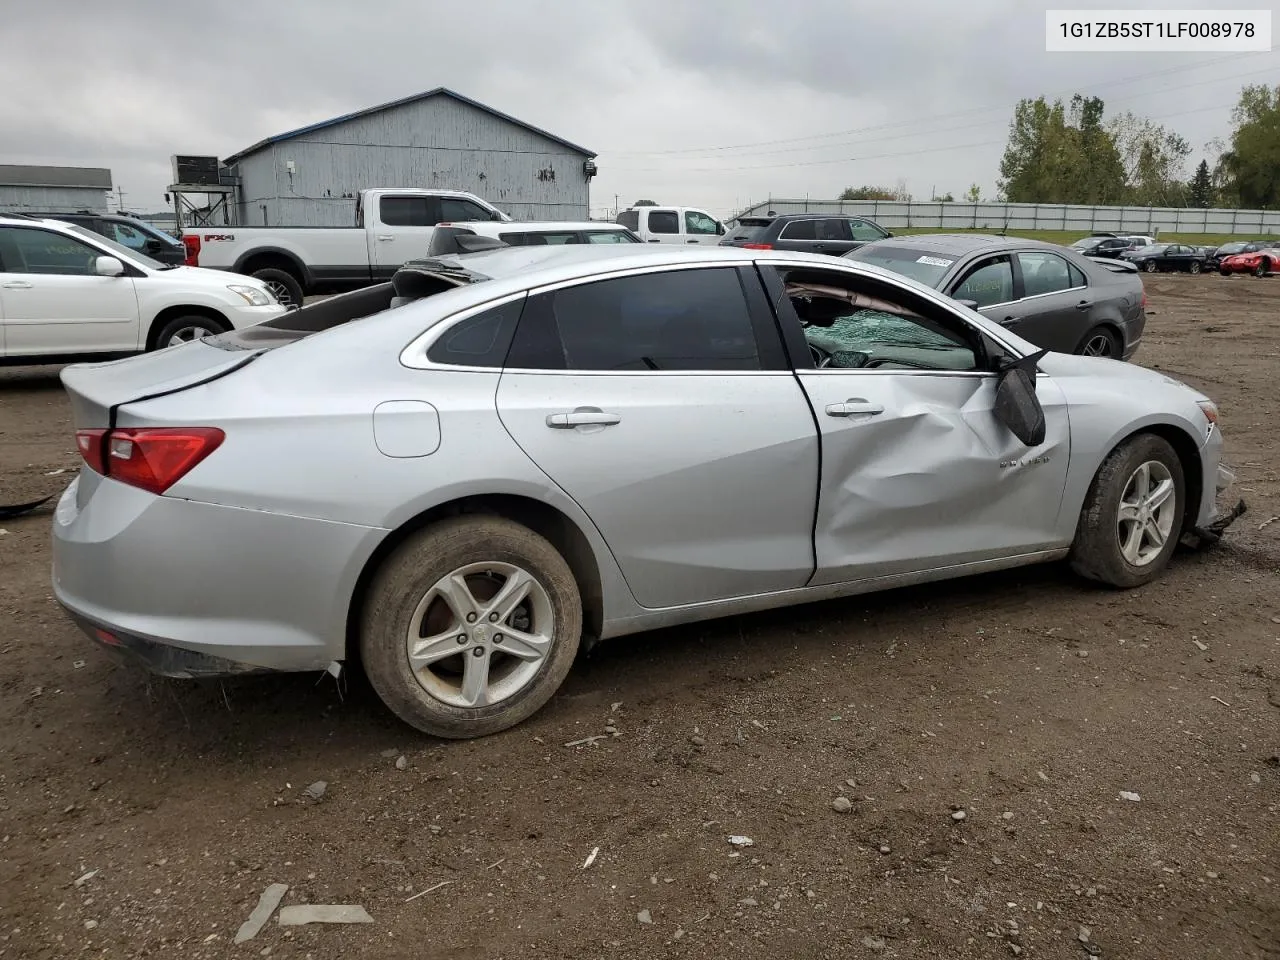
51 238 1243 738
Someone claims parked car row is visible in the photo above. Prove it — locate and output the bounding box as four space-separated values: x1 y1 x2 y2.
1069 233 1276 276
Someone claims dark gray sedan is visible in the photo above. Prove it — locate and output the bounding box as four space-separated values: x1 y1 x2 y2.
844 234 1147 360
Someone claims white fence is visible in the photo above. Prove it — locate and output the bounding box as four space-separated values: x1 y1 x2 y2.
731 199 1280 237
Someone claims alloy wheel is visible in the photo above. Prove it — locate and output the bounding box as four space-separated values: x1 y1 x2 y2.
1116 460 1177 567
404 561 553 708
263 280 296 308
1082 333 1115 357
166 325 212 346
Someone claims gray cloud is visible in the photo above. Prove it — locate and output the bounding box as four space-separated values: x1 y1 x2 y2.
3 0 1276 219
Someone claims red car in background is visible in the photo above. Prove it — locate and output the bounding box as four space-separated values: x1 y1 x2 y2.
1218 245 1277 277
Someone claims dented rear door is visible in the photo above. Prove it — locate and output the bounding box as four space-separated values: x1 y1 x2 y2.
799 367 1071 584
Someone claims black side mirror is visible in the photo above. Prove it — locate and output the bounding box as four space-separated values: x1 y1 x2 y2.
883 230 894 238
490 211 505 222
993 349 1049 447
717 222 725 235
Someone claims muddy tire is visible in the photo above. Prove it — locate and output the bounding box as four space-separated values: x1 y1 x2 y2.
360 516 582 739
250 267 304 309
1069 434 1185 588
1255 259 1270 278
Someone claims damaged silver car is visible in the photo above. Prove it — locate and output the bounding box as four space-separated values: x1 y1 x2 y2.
51 230 1244 739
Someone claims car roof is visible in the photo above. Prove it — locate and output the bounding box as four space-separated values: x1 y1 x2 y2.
0 214 76 229
857 233 1063 256
454 221 630 232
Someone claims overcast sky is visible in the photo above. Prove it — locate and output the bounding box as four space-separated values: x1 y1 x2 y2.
3 0 1277 220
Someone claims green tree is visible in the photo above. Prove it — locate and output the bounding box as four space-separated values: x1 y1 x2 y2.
964 183 982 202
1217 84 1280 209
839 185 899 200
633 199 658 206
998 94 1126 204
1109 112 1192 206
932 191 955 202
1187 160 1214 207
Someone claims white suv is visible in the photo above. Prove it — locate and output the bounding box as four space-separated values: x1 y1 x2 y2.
0 215 287 363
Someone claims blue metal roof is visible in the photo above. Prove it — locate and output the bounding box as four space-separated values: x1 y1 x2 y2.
223 87 596 165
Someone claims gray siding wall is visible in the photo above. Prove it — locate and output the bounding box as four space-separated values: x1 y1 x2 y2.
0 185 110 214
231 96 590 227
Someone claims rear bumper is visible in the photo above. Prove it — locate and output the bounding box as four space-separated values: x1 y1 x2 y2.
51 473 385 676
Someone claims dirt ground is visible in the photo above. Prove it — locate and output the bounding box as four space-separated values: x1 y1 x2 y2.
1 274 1277 960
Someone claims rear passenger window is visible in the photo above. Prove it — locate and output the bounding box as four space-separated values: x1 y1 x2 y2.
779 220 817 240
647 211 679 234
380 196 436 227
617 210 640 231
426 298 524 368
1068 262 1087 288
508 268 762 371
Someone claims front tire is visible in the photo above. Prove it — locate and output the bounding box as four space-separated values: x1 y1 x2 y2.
250 267 304 309
1255 259 1270 278
1144 260 1158 273
1189 260 1201 275
1069 434 1185 588
151 314 228 349
360 516 583 739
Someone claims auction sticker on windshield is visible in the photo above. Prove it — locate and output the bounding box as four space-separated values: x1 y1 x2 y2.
916 256 954 267
1047 9 1271 51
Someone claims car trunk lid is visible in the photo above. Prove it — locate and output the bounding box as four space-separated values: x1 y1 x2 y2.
61 342 267 430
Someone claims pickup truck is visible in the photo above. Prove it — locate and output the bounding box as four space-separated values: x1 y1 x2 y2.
180 188 509 307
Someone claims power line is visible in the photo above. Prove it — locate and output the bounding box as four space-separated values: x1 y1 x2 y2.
608 98 1248 175
605 51 1277 160
606 63 1280 168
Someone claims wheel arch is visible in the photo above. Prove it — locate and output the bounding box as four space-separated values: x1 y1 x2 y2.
233 247 311 287
1086 422 1205 539
144 305 231 350
345 493 606 665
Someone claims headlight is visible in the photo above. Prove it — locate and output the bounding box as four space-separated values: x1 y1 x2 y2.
227 284 271 306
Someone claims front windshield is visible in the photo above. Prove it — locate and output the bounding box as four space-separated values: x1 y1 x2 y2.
842 245 954 287
1071 237 1102 248
66 223 167 269
1217 242 1246 255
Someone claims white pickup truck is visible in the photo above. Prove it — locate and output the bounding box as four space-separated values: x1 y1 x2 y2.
180 188 509 307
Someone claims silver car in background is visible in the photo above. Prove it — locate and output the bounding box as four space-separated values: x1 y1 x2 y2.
51 233 1242 739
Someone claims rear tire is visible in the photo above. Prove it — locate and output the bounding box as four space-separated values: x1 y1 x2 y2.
1219 267 1231 276
1144 260 1158 273
360 516 583 739
250 267 304 309
1189 260 1201 275
1069 434 1185 588
1076 326 1120 359
151 314 228 349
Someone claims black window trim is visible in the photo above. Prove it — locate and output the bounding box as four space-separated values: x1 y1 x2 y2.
1011 249 1088 302
439 262 789 375
776 218 824 241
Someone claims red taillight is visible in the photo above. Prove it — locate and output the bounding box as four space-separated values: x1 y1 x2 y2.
182 234 201 267
743 242 773 250
75 427 224 494
76 428 107 474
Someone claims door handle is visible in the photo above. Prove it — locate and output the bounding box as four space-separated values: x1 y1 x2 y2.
686 239 698 244
1 280 32 289
999 316 1020 326
1075 300 1092 310
648 239 661 243
546 411 622 428
825 399 884 418
376 235 394 241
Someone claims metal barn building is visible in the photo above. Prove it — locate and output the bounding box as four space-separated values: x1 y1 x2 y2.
0 165 112 214
222 88 598 226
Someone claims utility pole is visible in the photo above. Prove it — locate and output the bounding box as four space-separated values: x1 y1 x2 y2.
115 185 126 212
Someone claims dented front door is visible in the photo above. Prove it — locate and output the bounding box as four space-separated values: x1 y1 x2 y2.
798 369 1071 585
